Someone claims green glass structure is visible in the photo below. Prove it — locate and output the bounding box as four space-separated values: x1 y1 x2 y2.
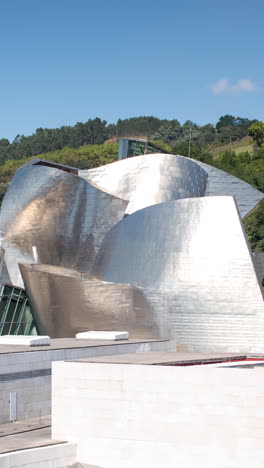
0 284 37 335
118 138 172 159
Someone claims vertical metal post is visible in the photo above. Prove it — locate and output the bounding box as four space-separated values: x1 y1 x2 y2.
14 297 28 335
188 128 192 158
0 283 5 301
9 392 17 422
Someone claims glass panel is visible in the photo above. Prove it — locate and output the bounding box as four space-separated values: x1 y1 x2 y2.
0 284 38 335
126 139 168 158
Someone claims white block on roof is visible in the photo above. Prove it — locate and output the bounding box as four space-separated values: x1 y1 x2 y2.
76 331 129 341
0 335 50 346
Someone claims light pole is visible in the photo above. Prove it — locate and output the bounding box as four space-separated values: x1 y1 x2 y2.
188 127 192 157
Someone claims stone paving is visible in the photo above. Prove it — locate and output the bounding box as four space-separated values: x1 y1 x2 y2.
0 415 64 455
0 415 51 437
0 337 166 354
68 351 250 365
0 427 66 454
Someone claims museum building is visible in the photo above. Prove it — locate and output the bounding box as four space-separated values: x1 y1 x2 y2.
0 140 264 352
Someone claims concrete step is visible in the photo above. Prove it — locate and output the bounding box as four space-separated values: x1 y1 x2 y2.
0 441 77 468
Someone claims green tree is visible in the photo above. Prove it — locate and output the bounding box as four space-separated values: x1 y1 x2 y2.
0 139 9 146
243 200 264 252
149 140 172 152
216 115 236 131
151 124 181 143
172 141 203 159
215 115 254 143
248 121 264 146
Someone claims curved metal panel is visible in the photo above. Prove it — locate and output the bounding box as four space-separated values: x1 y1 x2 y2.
0 159 128 287
93 196 255 290
92 196 264 352
19 263 170 339
1 155 264 352
80 154 208 214
191 158 264 218
80 152 264 217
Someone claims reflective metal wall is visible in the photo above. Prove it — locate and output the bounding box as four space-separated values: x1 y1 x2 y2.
115 139 264 217
92 197 255 290
80 153 264 217
0 154 264 352
0 159 127 287
92 197 264 352
80 154 208 214
192 159 264 218
19 263 170 339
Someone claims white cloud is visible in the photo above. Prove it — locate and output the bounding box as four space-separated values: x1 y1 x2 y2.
232 79 257 92
211 78 257 95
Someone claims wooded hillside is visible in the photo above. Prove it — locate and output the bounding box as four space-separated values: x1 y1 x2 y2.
0 115 257 164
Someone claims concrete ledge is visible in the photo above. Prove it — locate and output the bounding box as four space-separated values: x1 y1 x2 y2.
76 331 129 340
0 336 50 346
0 442 76 468
0 337 171 355
0 338 174 424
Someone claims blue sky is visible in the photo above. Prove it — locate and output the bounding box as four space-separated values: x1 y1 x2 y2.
1 0 263 141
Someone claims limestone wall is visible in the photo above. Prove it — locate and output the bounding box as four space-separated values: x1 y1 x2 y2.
0 339 172 423
52 361 264 468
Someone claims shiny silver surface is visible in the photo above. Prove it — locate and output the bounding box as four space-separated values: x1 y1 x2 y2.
80 153 264 217
92 197 264 352
0 247 4 274
192 158 264 218
80 154 208 214
19 263 169 339
0 154 263 352
0 159 127 287
116 138 263 217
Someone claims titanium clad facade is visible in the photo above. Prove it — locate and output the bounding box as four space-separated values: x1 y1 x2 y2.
19 263 169 339
116 139 264 217
0 159 127 288
80 153 264 217
80 154 208 214
192 159 264 218
18 197 264 352
92 197 264 352
92 197 256 290
0 154 264 351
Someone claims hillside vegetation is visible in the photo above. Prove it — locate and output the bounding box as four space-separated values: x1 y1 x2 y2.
0 115 264 252
209 136 256 158
244 201 264 252
0 115 257 165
